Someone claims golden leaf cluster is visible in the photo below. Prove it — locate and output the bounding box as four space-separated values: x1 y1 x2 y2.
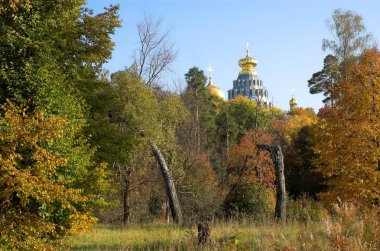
314 49 380 204
0 100 95 250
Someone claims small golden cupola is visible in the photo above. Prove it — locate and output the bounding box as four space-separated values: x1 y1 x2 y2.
206 65 225 100
289 96 297 111
238 43 258 75
207 76 225 100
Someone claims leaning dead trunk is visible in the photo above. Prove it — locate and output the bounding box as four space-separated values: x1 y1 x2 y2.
257 144 286 222
150 141 183 224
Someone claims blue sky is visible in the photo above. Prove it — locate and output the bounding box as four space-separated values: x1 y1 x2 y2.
86 0 380 111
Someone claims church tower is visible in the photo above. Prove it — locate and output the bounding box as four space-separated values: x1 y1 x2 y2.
227 44 269 105
289 96 297 112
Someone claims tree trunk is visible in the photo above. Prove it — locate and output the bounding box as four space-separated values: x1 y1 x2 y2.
123 173 130 224
117 163 131 225
257 144 286 222
197 222 210 245
150 141 183 224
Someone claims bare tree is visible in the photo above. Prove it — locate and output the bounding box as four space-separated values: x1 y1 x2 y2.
322 9 374 63
134 12 177 87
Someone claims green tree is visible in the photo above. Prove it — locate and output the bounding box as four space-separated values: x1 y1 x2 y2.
219 96 281 144
308 9 373 107
0 0 120 104
181 67 208 152
86 70 187 224
284 125 326 198
0 0 121 243
181 67 224 155
185 67 208 91
181 67 227 189
107 70 160 224
308 55 340 106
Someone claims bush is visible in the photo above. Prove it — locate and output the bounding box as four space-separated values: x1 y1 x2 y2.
148 193 165 218
223 182 275 221
177 152 223 223
286 195 326 222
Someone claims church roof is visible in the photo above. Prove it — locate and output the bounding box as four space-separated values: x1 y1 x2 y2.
236 73 260 81
206 77 224 100
289 96 297 108
238 46 258 76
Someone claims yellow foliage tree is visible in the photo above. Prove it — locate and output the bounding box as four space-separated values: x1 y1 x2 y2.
0 101 95 250
313 49 380 204
274 108 317 143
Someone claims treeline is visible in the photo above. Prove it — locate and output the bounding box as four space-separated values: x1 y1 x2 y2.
0 2 379 250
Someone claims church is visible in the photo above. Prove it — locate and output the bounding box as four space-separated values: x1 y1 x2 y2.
227 47 269 105
206 46 269 105
206 46 296 110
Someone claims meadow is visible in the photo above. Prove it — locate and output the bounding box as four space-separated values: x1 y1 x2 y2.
63 221 327 250
63 203 379 251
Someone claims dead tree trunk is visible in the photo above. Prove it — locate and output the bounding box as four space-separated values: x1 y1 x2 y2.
116 163 132 225
122 169 131 224
197 222 210 245
123 177 129 224
150 141 183 224
257 144 286 222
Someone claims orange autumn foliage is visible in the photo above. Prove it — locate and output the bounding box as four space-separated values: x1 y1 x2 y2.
313 48 380 204
228 130 275 189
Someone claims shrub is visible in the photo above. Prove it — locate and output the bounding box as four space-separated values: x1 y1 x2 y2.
223 182 275 221
177 152 223 223
148 193 165 218
286 195 326 222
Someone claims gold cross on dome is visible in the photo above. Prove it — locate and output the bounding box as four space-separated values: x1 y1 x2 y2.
206 65 214 78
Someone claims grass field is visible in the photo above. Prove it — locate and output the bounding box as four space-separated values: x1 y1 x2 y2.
62 202 379 251
63 221 335 250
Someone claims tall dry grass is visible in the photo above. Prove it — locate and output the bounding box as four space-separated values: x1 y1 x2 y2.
63 202 379 250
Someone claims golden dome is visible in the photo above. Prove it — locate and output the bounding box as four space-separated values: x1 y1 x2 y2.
289 96 297 106
238 49 257 75
207 77 225 100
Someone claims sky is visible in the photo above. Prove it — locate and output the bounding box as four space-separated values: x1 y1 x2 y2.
86 0 380 111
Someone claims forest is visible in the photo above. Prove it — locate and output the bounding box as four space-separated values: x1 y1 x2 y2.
0 1 379 250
